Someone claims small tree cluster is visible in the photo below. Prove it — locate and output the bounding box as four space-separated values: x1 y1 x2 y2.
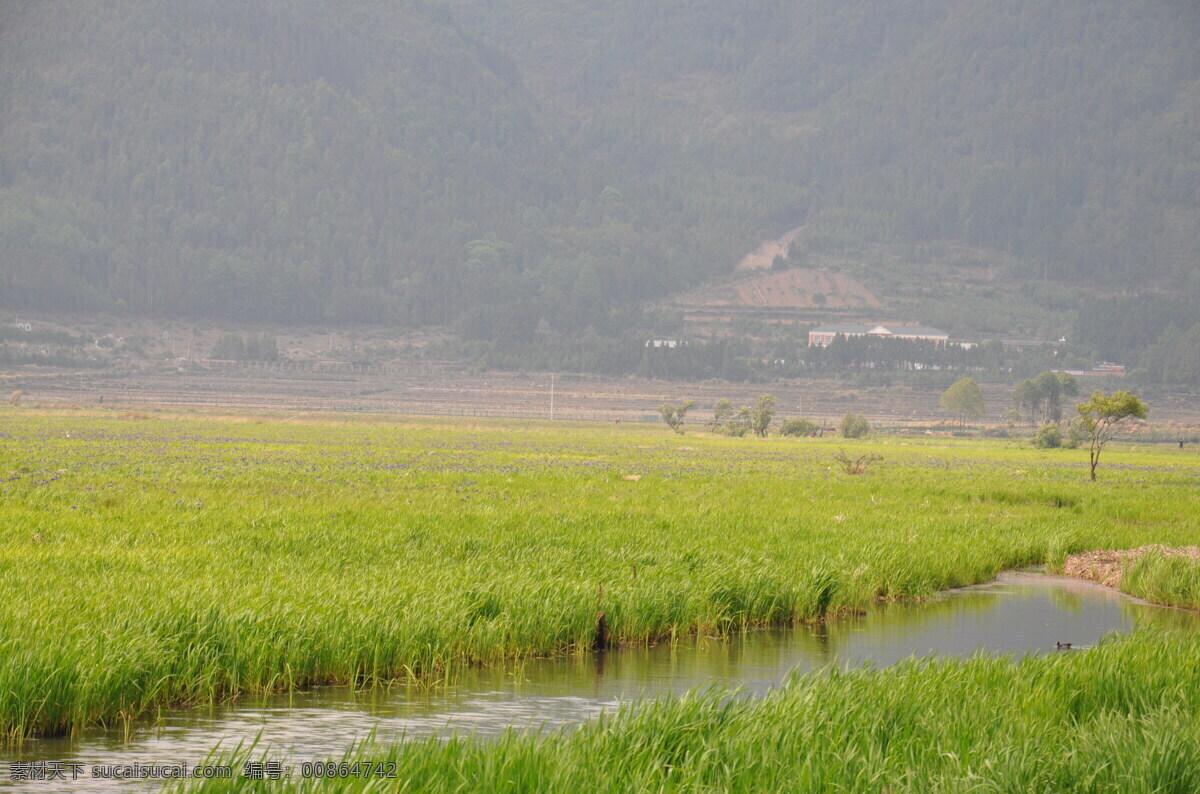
1012 371 1078 427
711 398 749 436
711 394 777 436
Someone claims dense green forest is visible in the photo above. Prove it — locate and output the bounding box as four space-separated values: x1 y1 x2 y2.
1 0 1198 380
0 0 777 331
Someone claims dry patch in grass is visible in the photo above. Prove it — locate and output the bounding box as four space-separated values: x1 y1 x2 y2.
1063 545 1200 588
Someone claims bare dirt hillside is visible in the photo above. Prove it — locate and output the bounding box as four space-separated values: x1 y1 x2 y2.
736 227 803 270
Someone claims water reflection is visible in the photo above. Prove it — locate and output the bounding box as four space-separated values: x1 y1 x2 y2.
3 573 1194 791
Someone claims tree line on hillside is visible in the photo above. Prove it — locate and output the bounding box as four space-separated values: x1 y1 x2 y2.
1072 285 1200 387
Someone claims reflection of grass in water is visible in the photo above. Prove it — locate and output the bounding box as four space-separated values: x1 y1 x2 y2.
1047 587 1088 614
1122 599 1197 632
2 412 1200 740
855 588 1004 624
818 588 1052 662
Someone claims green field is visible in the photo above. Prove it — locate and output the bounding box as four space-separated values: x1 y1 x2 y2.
2 409 1200 788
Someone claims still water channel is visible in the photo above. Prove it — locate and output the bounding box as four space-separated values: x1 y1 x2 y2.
3 573 1196 791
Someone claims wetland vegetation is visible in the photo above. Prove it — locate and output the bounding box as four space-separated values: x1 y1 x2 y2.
181 630 1200 793
2 409 1199 789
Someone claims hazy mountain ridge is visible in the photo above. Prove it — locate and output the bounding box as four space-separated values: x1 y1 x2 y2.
1 0 1198 382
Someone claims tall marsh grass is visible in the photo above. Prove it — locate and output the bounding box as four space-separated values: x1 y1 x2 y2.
178 630 1200 793
1123 552 1200 609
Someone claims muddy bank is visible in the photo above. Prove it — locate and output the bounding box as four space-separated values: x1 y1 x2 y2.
1062 545 1200 588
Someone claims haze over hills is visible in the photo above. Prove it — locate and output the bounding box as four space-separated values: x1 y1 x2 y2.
1 0 1199 382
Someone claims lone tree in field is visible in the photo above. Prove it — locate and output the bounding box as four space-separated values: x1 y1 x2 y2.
940 377 986 427
658 400 695 434
1076 390 1148 480
750 394 777 437
711 398 734 429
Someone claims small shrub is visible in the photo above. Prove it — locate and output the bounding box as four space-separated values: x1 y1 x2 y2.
780 418 818 437
840 413 870 439
1033 423 1062 448
712 401 752 436
833 448 883 475
724 407 753 437
1065 416 1088 449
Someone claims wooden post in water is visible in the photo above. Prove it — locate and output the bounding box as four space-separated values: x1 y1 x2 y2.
593 583 609 650
593 612 609 651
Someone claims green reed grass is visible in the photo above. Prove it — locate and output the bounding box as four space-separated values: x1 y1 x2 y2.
176 630 1200 793
1122 552 1200 609
1 411 1198 740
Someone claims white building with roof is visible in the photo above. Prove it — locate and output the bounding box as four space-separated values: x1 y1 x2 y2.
807 323 949 347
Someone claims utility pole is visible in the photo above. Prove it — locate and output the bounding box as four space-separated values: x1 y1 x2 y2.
550 374 555 421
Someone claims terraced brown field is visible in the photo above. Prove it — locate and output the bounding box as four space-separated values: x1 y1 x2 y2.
10 365 1200 430
675 268 883 313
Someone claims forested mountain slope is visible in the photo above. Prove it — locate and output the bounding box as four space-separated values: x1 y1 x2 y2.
2 0 1198 361
450 0 1200 284
1 1 565 323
